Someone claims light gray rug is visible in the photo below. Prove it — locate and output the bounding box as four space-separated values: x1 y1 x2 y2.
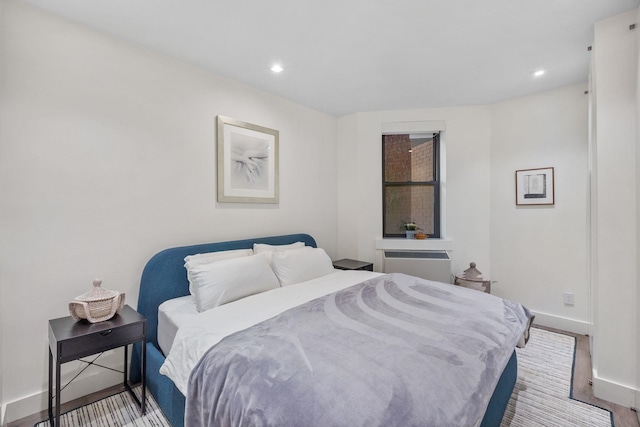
35 386 169 427
36 328 613 427
501 327 613 427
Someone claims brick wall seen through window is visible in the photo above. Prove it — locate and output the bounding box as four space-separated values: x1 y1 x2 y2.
382 133 440 237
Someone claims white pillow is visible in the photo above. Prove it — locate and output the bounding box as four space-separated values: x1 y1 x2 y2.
271 247 335 286
184 248 253 296
189 254 280 312
185 248 253 266
253 241 305 264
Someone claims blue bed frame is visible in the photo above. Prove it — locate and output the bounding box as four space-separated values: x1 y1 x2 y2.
130 233 516 427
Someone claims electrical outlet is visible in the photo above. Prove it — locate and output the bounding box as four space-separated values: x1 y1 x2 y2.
563 292 574 306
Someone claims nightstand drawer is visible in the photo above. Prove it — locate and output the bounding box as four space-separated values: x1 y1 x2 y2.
58 322 144 362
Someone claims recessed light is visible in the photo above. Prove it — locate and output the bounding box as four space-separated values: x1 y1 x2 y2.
271 64 283 73
532 69 546 78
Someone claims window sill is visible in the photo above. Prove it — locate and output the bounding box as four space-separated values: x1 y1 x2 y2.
375 238 454 251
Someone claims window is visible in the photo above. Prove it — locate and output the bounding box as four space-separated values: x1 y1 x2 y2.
382 133 440 238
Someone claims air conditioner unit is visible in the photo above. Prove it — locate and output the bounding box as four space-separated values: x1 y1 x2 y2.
383 250 452 284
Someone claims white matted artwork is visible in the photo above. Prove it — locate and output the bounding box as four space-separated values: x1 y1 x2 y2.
217 115 279 203
515 167 554 205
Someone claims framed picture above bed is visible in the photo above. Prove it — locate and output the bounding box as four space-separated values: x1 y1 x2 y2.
515 167 554 205
217 115 279 203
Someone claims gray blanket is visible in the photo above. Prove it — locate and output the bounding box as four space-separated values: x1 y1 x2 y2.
186 273 533 427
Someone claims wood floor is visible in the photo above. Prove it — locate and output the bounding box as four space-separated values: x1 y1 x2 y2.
8 327 640 427
538 326 639 427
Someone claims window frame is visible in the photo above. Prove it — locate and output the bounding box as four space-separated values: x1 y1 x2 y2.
382 133 441 238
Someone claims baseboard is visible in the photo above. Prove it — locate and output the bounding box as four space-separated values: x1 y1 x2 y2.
2 364 122 425
592 374 638 408
530 310 590 335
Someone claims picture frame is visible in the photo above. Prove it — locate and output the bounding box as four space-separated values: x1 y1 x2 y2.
217 115 279 203
515 167 554 205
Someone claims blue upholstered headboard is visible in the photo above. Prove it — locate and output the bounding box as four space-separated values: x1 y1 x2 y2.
136 233 317 349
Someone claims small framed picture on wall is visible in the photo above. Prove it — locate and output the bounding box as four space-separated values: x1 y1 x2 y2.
515 167 554 205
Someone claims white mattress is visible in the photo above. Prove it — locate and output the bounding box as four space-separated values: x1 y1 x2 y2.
160 269 383 395
158 295 199 356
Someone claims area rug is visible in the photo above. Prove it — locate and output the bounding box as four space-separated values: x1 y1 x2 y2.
35 328 613 427
501 327 613 427
35 385 170 427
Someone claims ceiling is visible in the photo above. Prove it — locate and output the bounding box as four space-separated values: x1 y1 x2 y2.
18 0 640 117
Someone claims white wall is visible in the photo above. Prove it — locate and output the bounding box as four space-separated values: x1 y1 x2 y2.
336 106 493 277
0 0 4 422
636 7 640 420
591 9 638 407
490 84 590 333
0 1 339 421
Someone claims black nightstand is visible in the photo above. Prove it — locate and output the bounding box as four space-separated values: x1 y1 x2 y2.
332 258 374 271
48 305 146 427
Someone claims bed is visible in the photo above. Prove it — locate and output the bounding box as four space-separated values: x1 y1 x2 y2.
130 233 532 427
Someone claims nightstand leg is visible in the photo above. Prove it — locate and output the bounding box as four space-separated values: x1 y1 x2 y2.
48 348 53 424
55 355 61 427
141 341 146 414
124 343 146 415
124 345 129 388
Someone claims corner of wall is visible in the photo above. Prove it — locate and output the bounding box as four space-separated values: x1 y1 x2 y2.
591 6 639 408
1 0 6 422
336 113 361 260
635 5 640 420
